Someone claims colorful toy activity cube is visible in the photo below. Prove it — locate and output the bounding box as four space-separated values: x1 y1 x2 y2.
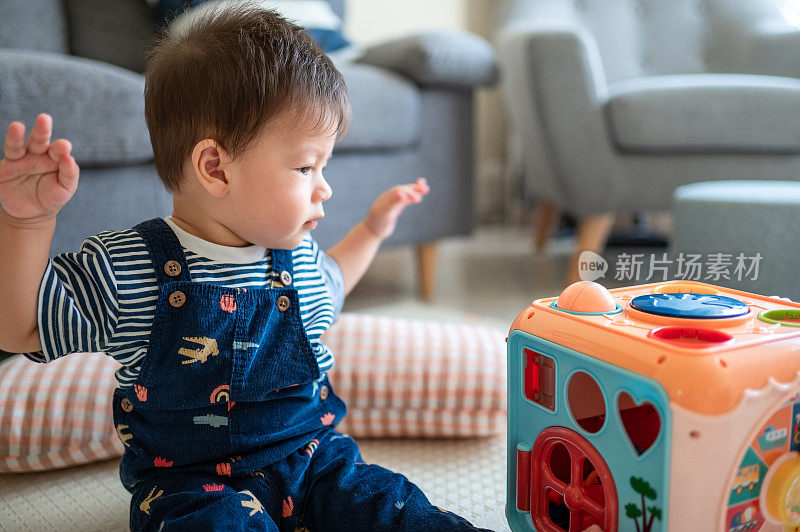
506 280 800 531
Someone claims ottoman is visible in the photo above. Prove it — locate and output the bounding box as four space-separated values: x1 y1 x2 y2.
672 180 800 300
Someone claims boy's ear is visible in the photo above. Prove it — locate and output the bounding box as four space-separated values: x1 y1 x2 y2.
190 139 230 198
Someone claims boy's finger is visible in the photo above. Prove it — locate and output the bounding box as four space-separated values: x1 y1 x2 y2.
400 189 422 204
48 139 72 164
57 154 79 195
26 114 53 156
3 122 26 161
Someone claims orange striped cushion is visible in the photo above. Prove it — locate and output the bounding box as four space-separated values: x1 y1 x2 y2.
0 313 506 472
326 314 507 438
0 352 121 472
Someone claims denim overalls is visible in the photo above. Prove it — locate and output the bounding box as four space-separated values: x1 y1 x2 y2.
112 219 489 531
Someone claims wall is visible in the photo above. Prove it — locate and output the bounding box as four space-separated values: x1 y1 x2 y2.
343 0 467 45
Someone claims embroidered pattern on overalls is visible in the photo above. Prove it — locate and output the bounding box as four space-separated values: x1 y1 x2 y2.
239 490 264 516
116 424 132 447
139 487 163 515
178 336 218 364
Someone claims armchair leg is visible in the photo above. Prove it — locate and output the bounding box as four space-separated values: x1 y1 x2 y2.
534 200 560 253
416 241 438 302
565 213 615 286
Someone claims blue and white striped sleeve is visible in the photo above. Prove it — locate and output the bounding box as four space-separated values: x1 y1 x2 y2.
24 235 119 363
310 238 345 321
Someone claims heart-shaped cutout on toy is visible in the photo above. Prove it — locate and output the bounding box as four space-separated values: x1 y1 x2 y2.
618 392 660 456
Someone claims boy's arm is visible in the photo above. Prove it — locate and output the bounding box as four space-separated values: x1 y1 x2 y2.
325 221 382 296
0 114 79 352
0 213 56 352
327 178 428 294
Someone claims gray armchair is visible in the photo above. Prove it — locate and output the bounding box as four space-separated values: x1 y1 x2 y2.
0 0 497 300
497 0 800 283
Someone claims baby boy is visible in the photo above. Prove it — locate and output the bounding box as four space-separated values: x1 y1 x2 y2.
0 4 490 531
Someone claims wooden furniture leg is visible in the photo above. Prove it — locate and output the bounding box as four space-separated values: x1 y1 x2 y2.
416 241 438 302
565 213 614 286
534 201 560 253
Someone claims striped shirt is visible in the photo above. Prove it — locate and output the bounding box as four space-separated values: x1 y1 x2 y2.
24 218 345 388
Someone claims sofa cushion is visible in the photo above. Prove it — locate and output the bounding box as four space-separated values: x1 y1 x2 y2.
333 62 421 151
0 0 69 54
0 49 153 167
606 74 800 153
357 31 499 89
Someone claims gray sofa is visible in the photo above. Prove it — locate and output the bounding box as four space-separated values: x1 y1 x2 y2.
496 0 800 284
0 0 497 299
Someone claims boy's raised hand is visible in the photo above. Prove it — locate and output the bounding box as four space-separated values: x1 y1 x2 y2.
0 113 79 222
363 178 430 240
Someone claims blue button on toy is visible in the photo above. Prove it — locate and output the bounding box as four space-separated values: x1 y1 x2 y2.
630 293 749 319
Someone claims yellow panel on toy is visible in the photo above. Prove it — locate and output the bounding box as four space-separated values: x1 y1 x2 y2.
505 280 800 532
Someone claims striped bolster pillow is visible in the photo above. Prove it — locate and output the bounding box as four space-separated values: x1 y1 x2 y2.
0 313 506 472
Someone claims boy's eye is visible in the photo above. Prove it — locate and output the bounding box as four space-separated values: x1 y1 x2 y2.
297 166 312 175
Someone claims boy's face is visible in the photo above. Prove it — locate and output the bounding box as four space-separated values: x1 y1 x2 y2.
223 114 336 250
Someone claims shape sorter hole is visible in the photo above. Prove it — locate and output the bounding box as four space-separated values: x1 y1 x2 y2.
618 392 660 456
758 308 800 328
648 326 733 348
568 372 606 434
524 349 555 410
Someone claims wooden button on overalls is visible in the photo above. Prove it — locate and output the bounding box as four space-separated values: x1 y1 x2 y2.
121 397 133 412
276 295 290 312
280 271 292 286
164 260 182 277
169 291 186 307
319 385 329 400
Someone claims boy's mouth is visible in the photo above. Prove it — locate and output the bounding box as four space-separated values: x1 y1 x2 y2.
304 216 323 230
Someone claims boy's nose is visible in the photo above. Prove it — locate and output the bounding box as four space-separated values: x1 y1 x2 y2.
315 175 332 203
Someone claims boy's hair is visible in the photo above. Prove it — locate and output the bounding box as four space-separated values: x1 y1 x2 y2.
144 2 351 191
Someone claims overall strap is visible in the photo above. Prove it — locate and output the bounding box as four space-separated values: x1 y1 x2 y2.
133 218 192 285
270 248 294 284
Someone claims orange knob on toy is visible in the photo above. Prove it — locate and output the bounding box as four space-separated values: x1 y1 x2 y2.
557 282 618 314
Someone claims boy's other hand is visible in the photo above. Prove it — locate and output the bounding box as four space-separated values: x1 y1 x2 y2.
363 178 429 240
0 113 79 224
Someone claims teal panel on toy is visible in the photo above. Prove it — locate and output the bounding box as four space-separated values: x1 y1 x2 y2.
506 331 671 532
